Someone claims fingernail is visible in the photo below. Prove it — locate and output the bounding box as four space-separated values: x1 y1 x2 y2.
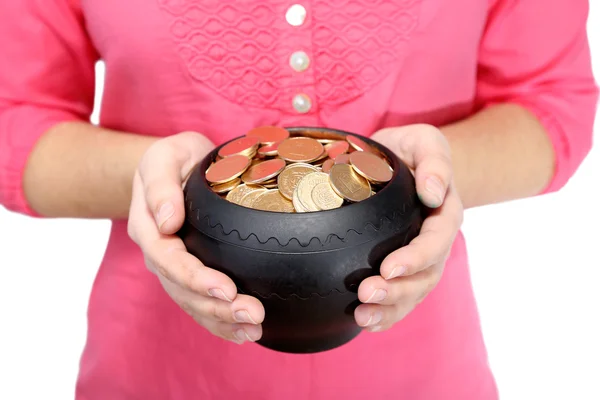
157 202 175 228
368 325 382 332
234 329 248 343
208 288 232 302
365 312 383 327
386 265 407 280
425 177 444 207
234 310 257 324
235 329 254 343
366 289 387 303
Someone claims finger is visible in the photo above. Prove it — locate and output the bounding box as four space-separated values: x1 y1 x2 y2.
196 318 263 344
149 238 239 301
358 264 443 306
129 172 239 301
139 132 214 235
179 292 265 325
354 303 411 333
371 125 452 208
380 185 462 279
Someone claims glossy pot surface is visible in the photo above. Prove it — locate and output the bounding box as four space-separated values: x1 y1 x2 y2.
178 127 424 353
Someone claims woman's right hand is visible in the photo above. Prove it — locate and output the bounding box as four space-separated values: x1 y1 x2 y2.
127 131 265 344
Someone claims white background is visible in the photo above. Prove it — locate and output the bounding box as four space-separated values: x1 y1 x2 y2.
1 6 600 400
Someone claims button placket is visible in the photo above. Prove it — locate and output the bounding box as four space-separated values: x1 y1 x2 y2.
281 3 317 116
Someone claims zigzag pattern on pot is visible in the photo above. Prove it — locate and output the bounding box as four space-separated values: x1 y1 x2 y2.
239 287 349 300
188 204 412 247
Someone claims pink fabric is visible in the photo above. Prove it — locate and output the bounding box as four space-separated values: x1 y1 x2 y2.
0 1 597 399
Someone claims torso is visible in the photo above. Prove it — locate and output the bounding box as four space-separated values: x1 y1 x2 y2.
76 1 498 399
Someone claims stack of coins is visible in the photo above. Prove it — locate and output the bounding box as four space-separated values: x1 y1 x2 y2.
204 126 394 213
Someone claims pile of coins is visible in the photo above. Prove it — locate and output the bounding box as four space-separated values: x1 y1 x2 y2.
204 126 394 213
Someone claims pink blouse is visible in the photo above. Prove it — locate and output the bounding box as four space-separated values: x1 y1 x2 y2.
0 1 597 399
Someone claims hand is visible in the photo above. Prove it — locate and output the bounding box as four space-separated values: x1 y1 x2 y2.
127 132 265 344
354 124 464 332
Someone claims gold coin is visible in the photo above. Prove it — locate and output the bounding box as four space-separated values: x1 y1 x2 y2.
226 183 264 205
277 163 319 200
205 155 251 184
292 187 309 212
328 164 371 202
210 178 241 194
311 182 343 210
252 189 295 213
278 137 324 163
295 172 329 212
239 188 268 208
349 151 394 183
241 158 286 184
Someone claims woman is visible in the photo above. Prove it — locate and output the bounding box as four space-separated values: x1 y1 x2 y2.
0 1 597 399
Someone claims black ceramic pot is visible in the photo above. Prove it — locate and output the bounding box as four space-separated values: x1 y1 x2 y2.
178 127 424 354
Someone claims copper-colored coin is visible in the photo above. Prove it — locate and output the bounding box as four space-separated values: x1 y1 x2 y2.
322 159 335 173
277 163 319 200
278 137 324 163
218 136 260 158
226 183 264 204
334 153 351 164
246 126 290 145
205 155 251 184
349 151 394 183
252 189 295 213
241 158 286 184
239 188 268 208
295 172 329 212
311 182 343 210
210 178 241 194
263 181 279 189
328 164 371 202
257 141 281 157
311 149 329 164
346 135 374 153
326 141 349 160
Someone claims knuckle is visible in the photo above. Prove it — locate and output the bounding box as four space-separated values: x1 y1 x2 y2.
152 257 172 281
180 264 202 293
207 301 230 322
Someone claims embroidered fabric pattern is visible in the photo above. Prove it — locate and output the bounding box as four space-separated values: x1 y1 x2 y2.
158 0 421 111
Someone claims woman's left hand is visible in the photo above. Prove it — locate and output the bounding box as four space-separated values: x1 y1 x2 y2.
354 124 464 332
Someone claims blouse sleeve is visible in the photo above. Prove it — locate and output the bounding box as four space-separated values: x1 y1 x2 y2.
0 0 98 216
476 0 599 194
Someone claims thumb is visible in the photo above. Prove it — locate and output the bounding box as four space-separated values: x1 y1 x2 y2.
371 125 452 208
138 132 214 235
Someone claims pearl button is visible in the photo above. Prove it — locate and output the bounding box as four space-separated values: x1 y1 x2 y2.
289 51 310 72
286 4 307 27
292 93 312 113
